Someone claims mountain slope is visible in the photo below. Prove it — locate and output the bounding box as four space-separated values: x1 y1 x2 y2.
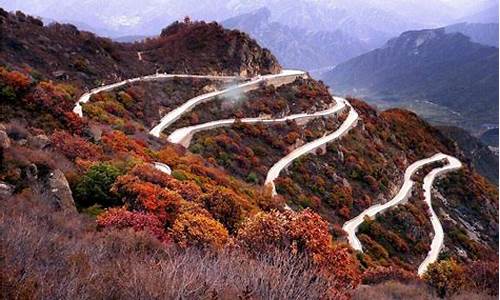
222 7 369 69
480 128 499 147
323 28 499 132
438 126 498 185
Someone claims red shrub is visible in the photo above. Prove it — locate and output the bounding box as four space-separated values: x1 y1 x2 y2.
129 163 203 202
51 131 103 161
97 207 170 243
0 67 31 92
26 81 74 117
198 187 247 232
362 266 420 285
464 260 499 296
101 131 151 161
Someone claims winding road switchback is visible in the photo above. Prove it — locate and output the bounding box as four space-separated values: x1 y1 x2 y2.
264 97 359 196
149 70 306 137
73 68 463 276
167 96 346 148
342 153 462 275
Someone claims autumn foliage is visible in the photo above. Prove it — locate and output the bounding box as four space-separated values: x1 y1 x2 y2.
50 130 103 161
0 67 31 100
198 187 248 232
112 175 183 225
236 209 360 297
97 207 170 243
423 259 467 297
171 212 229 249
101 131 152 161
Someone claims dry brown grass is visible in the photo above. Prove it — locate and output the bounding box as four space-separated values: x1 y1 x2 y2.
353 281 496 300
1 191 339 299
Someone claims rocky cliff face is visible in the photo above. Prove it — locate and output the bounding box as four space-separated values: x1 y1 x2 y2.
0 124 76 211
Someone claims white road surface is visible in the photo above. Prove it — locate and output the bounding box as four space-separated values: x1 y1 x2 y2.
152 162 172 175
342 153 461 275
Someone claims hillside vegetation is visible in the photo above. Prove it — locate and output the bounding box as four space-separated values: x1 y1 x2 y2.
0 8 498 300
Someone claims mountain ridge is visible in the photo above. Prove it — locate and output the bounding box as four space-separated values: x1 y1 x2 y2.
323 27 499 133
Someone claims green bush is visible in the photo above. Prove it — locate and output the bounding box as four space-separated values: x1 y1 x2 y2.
172 170 188 181
1 86 16 102
75 163 122 207
246 172 258 184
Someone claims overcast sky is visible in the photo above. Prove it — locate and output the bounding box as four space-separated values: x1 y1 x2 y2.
0 0 496 37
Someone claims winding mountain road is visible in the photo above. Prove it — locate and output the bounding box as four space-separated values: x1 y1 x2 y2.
149 70 306 137
73 73 238 117
265 97 358 196
167 97 347 147
342 153 462 275
74 68 462 276
418 155 461 275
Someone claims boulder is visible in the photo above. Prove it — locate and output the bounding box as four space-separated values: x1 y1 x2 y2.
0 181 14 199
45 169 76 212
0 130 10 149
88 124 102 142
28 134 50 149
25 163 38 181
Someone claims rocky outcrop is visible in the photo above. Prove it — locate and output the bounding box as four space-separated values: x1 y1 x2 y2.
145 20 282 77
0 181 14 199
0 125 10 149
438 126 498 185
28 134 50 150
41 169 77 212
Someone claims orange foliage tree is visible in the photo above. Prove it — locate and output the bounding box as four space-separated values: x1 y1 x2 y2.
171 212 229 249
101 130 152 161
236 209 360 296
198 187 247 233
0 67 31 100
423 259 466 297
112 175 183 225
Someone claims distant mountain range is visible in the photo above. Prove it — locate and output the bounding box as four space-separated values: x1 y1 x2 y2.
2 0 497 72
323 27 499 132
222 8 370 70
457 1 499 23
